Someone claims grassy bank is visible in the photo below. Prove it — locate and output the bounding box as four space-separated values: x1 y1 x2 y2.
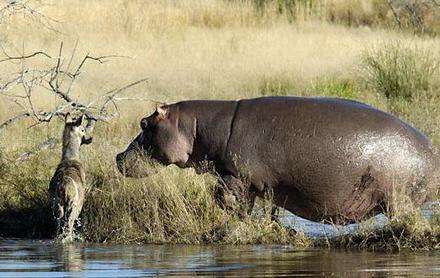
324 207 440 251
0 0 439 250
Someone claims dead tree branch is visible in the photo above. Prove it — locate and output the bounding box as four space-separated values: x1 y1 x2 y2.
0 42 150 132
0 0 61 33
98 77 149 113
0 51 52 63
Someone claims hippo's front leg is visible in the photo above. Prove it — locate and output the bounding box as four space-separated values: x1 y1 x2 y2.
214 175 255 218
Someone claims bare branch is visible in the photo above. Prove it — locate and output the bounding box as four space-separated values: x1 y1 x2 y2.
0 41 151 132
0 75 21 93
65 53 122 96
98 77 149 113
63 40 79 94
0 0 61 33
0 50 52 63
72 54 124 78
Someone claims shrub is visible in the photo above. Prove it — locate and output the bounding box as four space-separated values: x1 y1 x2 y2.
361 43 439 100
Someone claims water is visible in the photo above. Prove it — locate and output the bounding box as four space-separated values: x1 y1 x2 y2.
1 203 438 276
0 238 439 277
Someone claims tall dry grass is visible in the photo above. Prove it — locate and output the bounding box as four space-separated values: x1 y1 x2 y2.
0 0 439 248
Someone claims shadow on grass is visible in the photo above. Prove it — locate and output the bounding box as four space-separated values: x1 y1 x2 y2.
0 204 55 239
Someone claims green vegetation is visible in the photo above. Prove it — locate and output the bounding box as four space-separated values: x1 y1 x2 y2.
309 78 358 99
362 43 440 100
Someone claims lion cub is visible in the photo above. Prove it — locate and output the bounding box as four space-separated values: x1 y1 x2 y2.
49 113 94 239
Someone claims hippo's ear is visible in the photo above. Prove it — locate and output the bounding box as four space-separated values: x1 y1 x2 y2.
140 117 149 130
156 105 169 119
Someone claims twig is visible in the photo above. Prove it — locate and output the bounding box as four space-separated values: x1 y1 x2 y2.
64 40 79 95
0 50 52 63
98 77 149 113
0 0 61 33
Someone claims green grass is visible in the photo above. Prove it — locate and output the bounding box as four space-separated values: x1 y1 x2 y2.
309 78 358 99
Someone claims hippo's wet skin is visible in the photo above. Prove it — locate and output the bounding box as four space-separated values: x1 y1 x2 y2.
116 97 439 223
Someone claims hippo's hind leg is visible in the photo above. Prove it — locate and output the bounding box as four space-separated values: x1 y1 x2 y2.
340 168 387 223
214 175 255 218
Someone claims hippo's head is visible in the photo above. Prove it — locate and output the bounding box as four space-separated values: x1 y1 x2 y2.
116 105 196 177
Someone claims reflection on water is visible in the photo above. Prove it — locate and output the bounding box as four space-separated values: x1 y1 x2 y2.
0 239 438 277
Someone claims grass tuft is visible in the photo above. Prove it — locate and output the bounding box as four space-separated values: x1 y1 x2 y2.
361 43 439 100
257 76 297 97
309 78 358 99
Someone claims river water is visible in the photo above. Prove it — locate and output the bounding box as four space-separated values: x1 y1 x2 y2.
0 238 439 277
1 204 438 277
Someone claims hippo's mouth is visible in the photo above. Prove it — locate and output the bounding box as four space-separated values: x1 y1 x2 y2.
116 150 160 178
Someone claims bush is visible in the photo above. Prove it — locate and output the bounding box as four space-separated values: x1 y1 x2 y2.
361 43 439 100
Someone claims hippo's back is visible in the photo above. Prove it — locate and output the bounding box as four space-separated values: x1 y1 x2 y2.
225 97 437 221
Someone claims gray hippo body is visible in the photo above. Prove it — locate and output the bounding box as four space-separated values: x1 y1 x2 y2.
116 97 438 223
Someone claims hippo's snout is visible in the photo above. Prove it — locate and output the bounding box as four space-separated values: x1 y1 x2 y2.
116 150 158 178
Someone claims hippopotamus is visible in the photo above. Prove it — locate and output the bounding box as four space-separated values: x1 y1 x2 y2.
116 96 439 223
